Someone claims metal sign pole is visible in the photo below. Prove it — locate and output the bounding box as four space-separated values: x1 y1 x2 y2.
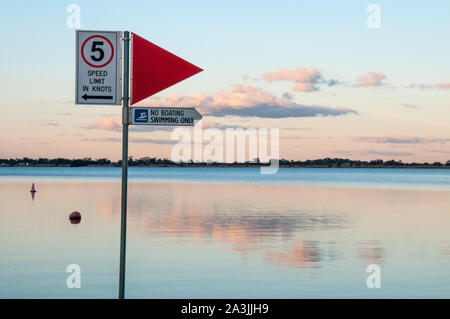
119 30 130 299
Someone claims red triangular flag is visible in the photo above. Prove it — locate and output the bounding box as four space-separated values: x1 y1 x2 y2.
131 33 203 105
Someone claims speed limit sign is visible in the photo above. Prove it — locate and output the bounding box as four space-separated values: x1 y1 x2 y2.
76 30 122 105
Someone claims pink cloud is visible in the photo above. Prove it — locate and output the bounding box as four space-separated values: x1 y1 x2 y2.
262 67 322 92
407 83 433 89
407 82 450 90
357 72 386 87
139 84 357 118
141 84 291 110
83 117 171 133
263 67 321 83
436 83 450 89
81 84 357 132
293 82 316 92
84 118 122 131
81 137 174 144
402 103 419 109
354 136 450 144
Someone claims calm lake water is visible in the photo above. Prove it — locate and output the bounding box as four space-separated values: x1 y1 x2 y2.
0 167 449 298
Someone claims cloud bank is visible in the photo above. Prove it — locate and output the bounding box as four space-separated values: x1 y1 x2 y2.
357 72 386 87
365 150 415 157
84 118 122 131
139 84 357 118
408 83 450 90
82 118 171 132
354 136 450 144
81 137 175 144
262 67 340 92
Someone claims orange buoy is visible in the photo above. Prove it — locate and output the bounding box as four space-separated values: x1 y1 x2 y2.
30 183 36 193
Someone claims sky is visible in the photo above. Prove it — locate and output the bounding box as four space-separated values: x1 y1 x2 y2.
0 0 449 162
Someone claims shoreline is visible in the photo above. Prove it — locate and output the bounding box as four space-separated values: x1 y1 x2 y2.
1 164 449 169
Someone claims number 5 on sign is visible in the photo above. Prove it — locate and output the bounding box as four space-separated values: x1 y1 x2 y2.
75 30 122 105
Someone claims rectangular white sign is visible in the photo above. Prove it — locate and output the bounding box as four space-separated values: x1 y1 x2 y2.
130 107 202 126
76 30 122 105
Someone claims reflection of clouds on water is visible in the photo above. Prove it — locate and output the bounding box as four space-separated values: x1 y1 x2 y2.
125 181 450 273
357 240 385 264
126 182 350 270
135 209 344 240
265 240 321 269
132 204 345 268
439 241 450 257
407 241 432 259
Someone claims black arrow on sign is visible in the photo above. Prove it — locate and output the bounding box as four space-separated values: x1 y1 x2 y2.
82 94 113 100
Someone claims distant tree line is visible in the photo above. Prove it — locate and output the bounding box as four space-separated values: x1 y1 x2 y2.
0 157 449 168
277 158 450 168
0 157 111 167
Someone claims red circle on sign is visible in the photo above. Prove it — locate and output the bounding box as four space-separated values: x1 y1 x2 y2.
81 35 114 68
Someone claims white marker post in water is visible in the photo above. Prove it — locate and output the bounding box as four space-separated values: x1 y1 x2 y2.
75 30 203 299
